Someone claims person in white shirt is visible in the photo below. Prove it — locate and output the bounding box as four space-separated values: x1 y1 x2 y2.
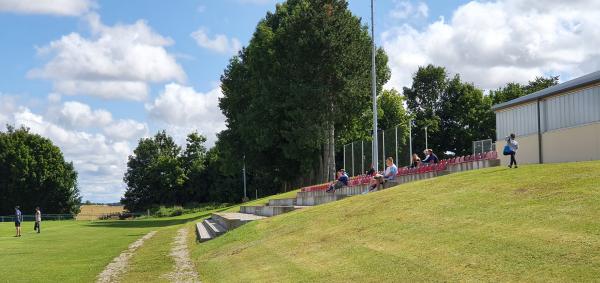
34 207 41 233
506 133 519 168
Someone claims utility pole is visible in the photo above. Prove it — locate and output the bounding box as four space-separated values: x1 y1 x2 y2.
370 0 378 172
409 119 413 165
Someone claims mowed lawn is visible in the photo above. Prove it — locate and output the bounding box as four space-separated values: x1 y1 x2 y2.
192 161 600 282
0 211 212 283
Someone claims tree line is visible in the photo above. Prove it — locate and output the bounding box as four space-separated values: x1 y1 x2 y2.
120 0 558 211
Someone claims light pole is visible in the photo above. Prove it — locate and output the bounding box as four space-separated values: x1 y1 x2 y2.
370 0 378 172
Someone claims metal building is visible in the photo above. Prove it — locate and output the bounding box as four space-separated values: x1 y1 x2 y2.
492 70 600 164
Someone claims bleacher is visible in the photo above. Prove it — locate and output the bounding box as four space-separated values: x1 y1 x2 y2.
196 151 500 242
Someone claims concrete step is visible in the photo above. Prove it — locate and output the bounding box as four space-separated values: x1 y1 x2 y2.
203 218 227 237
239 205 296 217
268 198 296 206
195 222 213 242
211 212 266 230
297 185 368 198
296 194 347 206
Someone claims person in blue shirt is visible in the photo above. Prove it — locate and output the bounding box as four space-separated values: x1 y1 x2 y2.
421 149 439 164
326 169 349 193
15 206 23 237
370 157 398 191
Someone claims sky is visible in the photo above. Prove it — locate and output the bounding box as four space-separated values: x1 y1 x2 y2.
1 0 599 203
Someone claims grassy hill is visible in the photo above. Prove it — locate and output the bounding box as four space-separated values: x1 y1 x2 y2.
192 161 600 282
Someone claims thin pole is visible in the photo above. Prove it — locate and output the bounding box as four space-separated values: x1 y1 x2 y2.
395 125 398 165
370 0 378 173
343 145 346 174
409 120 413 165
381 130 385 171
361 141 364 173
425 126 428 150
243 155 247 201
351 142 355 177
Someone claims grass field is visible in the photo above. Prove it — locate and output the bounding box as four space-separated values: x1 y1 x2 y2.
0 209 215 282
192 161 600 282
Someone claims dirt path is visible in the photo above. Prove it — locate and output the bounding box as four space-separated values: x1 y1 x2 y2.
96 231 157 283
163 227 201 283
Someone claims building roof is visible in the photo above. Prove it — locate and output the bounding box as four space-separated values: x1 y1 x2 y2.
491 70 600 111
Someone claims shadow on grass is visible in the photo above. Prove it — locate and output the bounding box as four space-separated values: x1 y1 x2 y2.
84 207 231 228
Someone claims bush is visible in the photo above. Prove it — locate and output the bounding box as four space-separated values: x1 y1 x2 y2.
149 203 228 218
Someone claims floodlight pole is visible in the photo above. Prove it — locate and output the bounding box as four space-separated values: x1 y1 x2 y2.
370 0 378 172
425 126 428 150
408 119 413 165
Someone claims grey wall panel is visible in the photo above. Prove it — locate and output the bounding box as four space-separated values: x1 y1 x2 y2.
496 102 538 140
543 85 600 131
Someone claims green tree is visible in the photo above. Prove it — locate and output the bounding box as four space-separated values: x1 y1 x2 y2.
179 132 209 203
489 75 559 105
0 126 80 215
122 131 185 211
219 0 390 192
403 65 495 156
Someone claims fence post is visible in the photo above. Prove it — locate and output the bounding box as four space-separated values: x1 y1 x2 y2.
361 141 364 174
381 130 385 171
395 125 398 165
351 142 355 177
343 145 346 175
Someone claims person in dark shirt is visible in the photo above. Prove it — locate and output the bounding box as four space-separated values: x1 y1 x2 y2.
326 169 349 193
421 149 439 164
15 206 23 237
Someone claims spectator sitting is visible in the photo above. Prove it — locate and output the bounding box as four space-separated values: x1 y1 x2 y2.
369 157 398 191
326 169 349 193
411 153 421 168
365 164 376 177
421 149 439 164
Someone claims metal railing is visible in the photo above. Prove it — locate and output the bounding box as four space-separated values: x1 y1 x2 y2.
473 139 494 155
343 124 410 176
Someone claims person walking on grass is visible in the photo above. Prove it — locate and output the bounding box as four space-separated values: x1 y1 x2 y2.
506 133 519 168
15 206 23 237
34 207 41 233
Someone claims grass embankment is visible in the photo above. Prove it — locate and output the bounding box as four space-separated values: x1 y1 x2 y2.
0 208 216 282
192 161 600 282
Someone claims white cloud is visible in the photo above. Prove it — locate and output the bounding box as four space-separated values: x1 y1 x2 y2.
57 101 113 128
146 83 226 146
103 119 149 141
0 94 18 125
382 0 600 90
390 1 428 20
191 27 242 55
29 13 186 101
9 107 136 203
0 0 95 16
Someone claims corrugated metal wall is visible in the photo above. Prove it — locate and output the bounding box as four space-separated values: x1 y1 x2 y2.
496 102 538 140
496 84 600 140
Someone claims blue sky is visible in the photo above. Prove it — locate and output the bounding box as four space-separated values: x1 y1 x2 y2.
1 0 598 202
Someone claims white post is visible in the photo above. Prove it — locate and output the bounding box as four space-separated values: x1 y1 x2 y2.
425 126 428 150
243 155 247 202
409 119 413 165
361 141 364 173
343 145 346 174
370 0 378 174
351 142 355 177
381 130 385 171
395 125 398 165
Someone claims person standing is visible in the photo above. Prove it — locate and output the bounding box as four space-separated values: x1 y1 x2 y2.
15 206 23 237
506 133 519 168
34 207 41 233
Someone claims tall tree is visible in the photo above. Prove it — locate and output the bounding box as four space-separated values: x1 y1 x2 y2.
219 0 390 194
122 131 185 211
0 126 80 215
403 65 495 156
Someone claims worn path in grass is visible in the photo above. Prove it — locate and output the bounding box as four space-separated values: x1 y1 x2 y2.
192 161 600 282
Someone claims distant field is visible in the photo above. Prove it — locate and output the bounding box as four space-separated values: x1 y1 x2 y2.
76 204 126 220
